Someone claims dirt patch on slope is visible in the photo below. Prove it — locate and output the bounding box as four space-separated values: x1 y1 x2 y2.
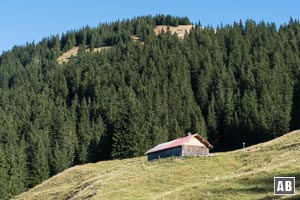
57 47 79 64
57 46 112 64
154 25 194 39
57 25 193 64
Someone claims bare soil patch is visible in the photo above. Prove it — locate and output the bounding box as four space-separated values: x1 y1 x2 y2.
57 46 112 64
154 25 194 39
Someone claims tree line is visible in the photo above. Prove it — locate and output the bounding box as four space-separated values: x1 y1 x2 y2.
0 15 299 199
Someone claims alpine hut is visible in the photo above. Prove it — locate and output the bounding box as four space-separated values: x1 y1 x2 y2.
145 133 213 161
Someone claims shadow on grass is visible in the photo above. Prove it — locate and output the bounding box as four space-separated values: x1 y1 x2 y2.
211 172 300 199
258 195 300 200
282 195 300 199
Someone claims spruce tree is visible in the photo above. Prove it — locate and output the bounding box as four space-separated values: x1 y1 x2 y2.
26 129 49 187
0 145 9 200
77 98 92 163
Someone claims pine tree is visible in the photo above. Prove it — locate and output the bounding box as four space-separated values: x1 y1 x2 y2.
49 99 73 174
207 95 218 144
290 77 300 130
5 138 27 198
111 89 144 158
88 116 105 162
0 145 9 200
26 128 49 187
77 98 92 163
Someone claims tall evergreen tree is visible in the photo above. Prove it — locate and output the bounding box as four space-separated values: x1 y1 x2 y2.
26 128 50 188
0 145 9 200
77 98 92 163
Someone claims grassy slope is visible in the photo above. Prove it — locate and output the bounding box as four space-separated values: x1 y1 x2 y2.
14 130 300 200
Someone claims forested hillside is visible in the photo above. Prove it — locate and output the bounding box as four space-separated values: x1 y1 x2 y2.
0 15 300 199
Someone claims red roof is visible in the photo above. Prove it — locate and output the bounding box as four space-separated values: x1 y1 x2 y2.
145 133 213 154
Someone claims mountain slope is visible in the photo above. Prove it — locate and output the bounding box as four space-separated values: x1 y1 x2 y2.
2 16 300 199
14 130 300 200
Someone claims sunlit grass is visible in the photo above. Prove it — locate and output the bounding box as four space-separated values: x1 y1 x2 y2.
14 130 300 200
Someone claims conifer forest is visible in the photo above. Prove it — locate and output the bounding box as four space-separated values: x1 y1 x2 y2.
0 15 300 198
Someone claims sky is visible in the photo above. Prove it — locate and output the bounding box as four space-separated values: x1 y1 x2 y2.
1 0 300 53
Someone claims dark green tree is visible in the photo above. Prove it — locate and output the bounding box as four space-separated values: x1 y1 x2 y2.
0 145 9 200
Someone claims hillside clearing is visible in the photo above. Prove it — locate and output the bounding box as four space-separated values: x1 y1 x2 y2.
14 130 300 200
154 25 194 38
57 46 112 64
57 25 193 64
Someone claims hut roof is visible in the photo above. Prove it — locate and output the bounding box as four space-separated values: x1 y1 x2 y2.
145 133 213 154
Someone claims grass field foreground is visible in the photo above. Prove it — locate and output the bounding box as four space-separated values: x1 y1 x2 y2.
14 130 300 200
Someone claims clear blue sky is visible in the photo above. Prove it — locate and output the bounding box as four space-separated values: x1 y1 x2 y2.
0 0 299 53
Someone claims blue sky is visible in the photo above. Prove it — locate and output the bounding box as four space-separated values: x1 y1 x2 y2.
0 0 299 53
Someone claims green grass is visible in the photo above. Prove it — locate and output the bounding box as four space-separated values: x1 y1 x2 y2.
14 130 300 200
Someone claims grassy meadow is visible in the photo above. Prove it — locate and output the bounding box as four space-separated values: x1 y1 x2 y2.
14 130 300 200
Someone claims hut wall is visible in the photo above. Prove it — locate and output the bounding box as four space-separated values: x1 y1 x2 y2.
147 146 182 161
182 145 209 156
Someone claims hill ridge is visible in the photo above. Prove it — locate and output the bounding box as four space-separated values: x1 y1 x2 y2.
57 25 193 64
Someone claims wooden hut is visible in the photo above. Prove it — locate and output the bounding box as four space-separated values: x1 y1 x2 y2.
145 133 213 161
